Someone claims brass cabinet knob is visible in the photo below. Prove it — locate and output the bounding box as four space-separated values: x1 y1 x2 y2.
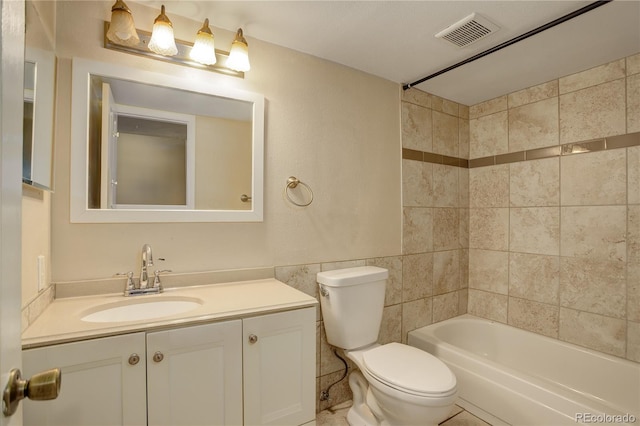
128 354 140 365
152 351 164 363
248 334 258 344
3 368 61 416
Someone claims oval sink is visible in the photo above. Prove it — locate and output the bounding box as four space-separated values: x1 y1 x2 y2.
81 298 202 323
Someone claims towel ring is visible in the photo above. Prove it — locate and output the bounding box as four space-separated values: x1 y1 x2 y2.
284 176 313 207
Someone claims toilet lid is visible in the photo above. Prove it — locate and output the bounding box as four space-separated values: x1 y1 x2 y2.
361 343 456 397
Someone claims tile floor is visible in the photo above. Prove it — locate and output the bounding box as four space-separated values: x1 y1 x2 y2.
316 401 491 426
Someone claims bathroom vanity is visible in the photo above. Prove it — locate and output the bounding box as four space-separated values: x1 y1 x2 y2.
21 278 317 426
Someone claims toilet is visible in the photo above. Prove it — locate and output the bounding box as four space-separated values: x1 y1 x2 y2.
317 266 457 426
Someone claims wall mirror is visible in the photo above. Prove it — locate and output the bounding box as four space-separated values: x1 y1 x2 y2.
24 0 56 190
70 58 264 223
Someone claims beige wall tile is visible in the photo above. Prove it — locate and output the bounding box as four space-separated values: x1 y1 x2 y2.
433 208 460 251
378 304 402 345
459 168 469 209
561 149 627 206
508 80 559 109
510 157 559 207
559 308 626 357
628 73 640 133
403 207 433 254
628 321 640 362
630 147 640 205
275 263 321 320
469 208 509 251
459 208 469 249
402 159 432 207
432 96 459 116
469 95 507 119
627 53 640 76
629 206 640 264
459 118 470 159
459 249 469 289
433 250 460 295
433 111 459 157
510 207 560 256
560 206 627 262
433 291 459 323
509 252 560 305
470 111 509 158
560 257 626 318
367 256 403 307
469 249 508 294
508 297 559 338
402 298 432 342
321 259 366 272
433 164 459 207
318 369 352 412
459 104 470 120
559 79 626 143
458 288 468 315
402 102 432 151
320 324 345 375
402 88 432 108
402 253 432 302
470 165 509 208
559 59 626 94
468 289 508 323
629 263 640 322
508 97 559 152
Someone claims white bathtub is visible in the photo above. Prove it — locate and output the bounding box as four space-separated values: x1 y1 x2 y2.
408 314 640 426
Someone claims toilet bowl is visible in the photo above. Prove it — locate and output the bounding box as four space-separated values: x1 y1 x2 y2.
317 266 457 426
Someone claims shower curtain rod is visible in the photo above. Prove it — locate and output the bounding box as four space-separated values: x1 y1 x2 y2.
403 0 612 91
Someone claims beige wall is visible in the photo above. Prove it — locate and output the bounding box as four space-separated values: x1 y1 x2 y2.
50 1 401 282
467 54 640 363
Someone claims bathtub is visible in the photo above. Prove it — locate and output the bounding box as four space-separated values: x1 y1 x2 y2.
408 315 639 426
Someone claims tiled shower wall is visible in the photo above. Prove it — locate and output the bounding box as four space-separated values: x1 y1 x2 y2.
467 53 640 363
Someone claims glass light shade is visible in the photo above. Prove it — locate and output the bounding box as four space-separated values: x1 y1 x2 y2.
148 5 178 56
106 0 139 46
227 28 250 72
189 19 216 65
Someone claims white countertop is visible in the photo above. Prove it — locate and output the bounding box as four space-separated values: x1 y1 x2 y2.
22 278 318 349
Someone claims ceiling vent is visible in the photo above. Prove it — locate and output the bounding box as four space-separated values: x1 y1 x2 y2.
435 13 500 48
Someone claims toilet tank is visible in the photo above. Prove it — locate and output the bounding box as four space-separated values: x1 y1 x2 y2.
317 266 388 350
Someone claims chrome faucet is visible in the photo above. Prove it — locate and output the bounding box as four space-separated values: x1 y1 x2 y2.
139 244 154 289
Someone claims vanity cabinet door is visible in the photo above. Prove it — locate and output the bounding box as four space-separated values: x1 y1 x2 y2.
146 320 243 426
243 307 316 426
22 332 147 426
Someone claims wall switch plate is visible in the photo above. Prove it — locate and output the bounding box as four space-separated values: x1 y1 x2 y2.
37 255 46 292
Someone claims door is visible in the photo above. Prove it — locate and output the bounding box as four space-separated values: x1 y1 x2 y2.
22 333 147 426
147 320 243 426
243 308 316 426
0 1 26 425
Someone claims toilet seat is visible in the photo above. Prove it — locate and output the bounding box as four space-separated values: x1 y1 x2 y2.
361 343 456 397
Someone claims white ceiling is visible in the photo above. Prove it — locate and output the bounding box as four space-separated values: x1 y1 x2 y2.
139 1 640 105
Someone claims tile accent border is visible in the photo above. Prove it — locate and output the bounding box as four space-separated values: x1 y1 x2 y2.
403 132 640 169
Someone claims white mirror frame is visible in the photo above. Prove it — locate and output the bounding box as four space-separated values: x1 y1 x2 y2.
70 58 264 223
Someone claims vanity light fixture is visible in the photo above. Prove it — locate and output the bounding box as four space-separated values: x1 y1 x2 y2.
148 5 178 56
106 0 139 46
227 28 251 72
189 18 216 65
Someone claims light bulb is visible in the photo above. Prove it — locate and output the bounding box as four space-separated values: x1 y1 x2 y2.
227 28 250 72
190 19 216 65
148 5 178 56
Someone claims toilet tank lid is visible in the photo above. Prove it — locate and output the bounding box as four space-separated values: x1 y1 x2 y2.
317 266 389 287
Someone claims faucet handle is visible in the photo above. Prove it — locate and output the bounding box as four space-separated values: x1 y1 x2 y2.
116 272 135 294
152 269 172 290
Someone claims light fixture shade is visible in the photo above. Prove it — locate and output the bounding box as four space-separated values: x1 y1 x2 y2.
148 5 178 56
189 18 216 65
226 28 250 72
106 0 139 46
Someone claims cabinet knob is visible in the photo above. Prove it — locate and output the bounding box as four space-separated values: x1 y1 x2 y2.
248 334 258 344
128 354 140 365
152 351 164 363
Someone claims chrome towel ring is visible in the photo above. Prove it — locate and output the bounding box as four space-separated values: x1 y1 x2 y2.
284 176 313 207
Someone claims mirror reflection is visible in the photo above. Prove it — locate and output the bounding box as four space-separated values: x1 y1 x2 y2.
89 75 253 211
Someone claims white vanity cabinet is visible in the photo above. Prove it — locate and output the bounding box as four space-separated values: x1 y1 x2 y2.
22 307 316 426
